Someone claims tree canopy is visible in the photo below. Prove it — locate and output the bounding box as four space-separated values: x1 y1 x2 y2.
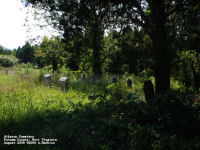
22 0 200 93
35 36 68 72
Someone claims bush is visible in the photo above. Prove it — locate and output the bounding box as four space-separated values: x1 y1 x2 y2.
0 55 18 67
106 83 126 100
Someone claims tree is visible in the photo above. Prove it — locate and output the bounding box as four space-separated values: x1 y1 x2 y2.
176 0 200 51
16 42 35 63
0 45 12 55
170 1 200 93
23 0 199 93
65 37 84 71
107 0 200 93
35 36 68 72
103 27 148 74
23 0 115 77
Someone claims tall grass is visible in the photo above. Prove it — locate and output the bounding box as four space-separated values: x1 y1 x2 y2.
1 66 194 150
0 68 91 148
0 67 145 149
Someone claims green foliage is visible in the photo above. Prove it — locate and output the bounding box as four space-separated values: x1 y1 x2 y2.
24 0 116 76
0 55 18 67
16 42 36 63
0 68 200 150
79 48 93 71
35 36 70 72
65 39 83 71
24 0 200 93
106 83 126 100
103 27 149 74
5 0 200 147
172 50 200 92
0 45 12 55
103 31 122 74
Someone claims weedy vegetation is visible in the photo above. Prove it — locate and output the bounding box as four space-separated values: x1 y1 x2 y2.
0 66 200 150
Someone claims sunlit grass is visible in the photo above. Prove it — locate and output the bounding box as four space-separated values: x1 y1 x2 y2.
1 67 192 150
0 67 182 126
0 69 90 125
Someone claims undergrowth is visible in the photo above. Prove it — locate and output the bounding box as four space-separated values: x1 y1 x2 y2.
0 67 199 150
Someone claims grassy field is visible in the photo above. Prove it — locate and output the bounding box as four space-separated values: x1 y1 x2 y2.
0 67 200 150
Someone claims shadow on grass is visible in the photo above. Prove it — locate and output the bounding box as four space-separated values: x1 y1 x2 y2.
1 94 200 150
68 79 110 94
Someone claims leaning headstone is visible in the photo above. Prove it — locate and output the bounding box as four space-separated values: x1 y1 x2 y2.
44 74 51 87
91 74 95 82
127 79 132 88
112 76 117 83
81 73 86 80
143 80 154 102
59 77 68 91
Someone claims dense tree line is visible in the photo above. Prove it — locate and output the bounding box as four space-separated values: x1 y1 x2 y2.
0 45 12 55
15 42 35 63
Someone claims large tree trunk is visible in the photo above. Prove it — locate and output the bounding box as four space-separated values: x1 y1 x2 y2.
91 23 103 77
92 44 102 77
52 59 58 72
68 40 81 71
154 60 170 93
150 0 171 94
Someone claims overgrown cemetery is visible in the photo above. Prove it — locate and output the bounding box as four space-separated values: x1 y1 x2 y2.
0 0 200 149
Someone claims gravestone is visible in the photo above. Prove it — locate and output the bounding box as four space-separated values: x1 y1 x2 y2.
82 73 86 80
44 74 51 87
112 76 117 83
143 80 154 102
59 77 68 91
91 74 95 82
127 79 132 88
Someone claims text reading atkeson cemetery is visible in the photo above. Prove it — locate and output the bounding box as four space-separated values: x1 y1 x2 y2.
4 135 57 145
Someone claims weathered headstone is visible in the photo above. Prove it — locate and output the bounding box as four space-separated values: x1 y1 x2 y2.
91 74 95 82
143 80 154 102
82 73 86 80
112 76 117 83
127 79 132 88
44 74 51 87
59 77 68 91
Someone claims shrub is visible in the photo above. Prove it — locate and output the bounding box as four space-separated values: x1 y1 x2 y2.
0 55 18 67
105 83 127 101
